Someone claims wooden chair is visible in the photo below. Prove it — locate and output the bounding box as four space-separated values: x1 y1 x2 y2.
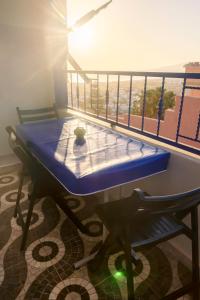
16 104 58 124
6 126 89 250
95 188 200 300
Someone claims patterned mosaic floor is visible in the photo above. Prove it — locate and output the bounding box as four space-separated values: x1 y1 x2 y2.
0 167 192 300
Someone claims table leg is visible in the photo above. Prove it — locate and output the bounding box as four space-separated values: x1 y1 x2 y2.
20 193 36 250
102 190 109 241
74 190 111 269
74 187 141 270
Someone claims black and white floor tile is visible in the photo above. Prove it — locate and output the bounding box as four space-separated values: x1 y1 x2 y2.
0 167 192 299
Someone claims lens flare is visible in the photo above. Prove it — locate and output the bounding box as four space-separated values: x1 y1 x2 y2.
114 271 124 279
69 25 93 51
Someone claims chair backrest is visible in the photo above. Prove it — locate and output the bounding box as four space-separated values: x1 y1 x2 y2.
134 188 200 217
16 105 58 124
6 126 37 176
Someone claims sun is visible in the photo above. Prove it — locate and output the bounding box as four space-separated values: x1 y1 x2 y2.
69 25 93 51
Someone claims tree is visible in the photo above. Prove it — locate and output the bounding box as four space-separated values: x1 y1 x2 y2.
132 87 175 119
89 82 106 116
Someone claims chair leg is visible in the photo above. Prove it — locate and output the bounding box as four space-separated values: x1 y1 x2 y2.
20 193 35 251
14 170 25 218
89 233 113 272
124 241 135 300
191 207 200 300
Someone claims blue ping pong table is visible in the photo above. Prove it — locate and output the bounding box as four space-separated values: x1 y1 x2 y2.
16 116 170 264
16 116 170 196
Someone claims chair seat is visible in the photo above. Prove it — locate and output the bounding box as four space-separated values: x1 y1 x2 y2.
130 215 184 249
96 199 185 251
95 188 200 300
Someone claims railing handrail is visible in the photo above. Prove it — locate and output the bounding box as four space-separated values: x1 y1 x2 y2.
66 70 200 79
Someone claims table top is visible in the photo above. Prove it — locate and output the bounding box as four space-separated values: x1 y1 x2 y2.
16 117 170 195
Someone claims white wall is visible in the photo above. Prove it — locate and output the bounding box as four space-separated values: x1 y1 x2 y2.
0 0 60 156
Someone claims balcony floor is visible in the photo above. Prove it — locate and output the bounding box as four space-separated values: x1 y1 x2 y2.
0 167 192 300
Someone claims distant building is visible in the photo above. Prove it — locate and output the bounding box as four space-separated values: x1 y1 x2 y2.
118 63 200 150
184 62 200 97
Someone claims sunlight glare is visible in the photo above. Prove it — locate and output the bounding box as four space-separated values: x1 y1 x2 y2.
69 25 93 51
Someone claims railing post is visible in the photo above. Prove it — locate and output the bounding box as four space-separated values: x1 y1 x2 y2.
106 74 109 120
157 77 165 136
195 114 200 141
176 77 186 143
128 75 133 127
70 73 73 108
116 75 120 123
90 79 93 109
97 74 99 117
141 76 147 132
84 79 86 112
76 73 79 109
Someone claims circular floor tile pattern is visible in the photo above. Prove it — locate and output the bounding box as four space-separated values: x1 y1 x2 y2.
85 220 103 237
58 285 89 300
134 247 173 299
115 252 143 276
65 291 82 300
26 237 65 269
0 176 14 184
32 241 59 262
16 211 39 227
5 191 25 203
108 251 150 285
11 209 44 231
64 195 85 212
49 278 98 300
1 188 28 206
66 198 80 210
0 174 18 185
39 245 53 257
79 217 103 241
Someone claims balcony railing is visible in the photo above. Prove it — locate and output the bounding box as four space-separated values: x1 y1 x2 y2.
66 70 200 156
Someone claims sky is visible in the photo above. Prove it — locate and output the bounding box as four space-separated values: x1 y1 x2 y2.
67 0 200 71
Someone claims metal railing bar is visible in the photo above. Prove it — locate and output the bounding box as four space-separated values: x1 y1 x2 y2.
105 75 109 120
116 75 120 123
70 73 73 108
128 75 133 127
90 79 93 109
195 114 200 141
84 79 86 112
157 77 165 136
179 134 200 143
141 76 147 132
176 77 186 142
97 74 99 117
76 73 79 108
67 70 200 80
185 86 200 90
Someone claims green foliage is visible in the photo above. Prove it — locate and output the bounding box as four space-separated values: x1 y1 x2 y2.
132 87 175 119
89 84 106 115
